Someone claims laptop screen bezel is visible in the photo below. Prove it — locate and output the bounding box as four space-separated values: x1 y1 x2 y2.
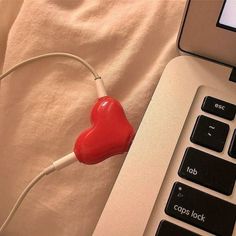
178 0 236 68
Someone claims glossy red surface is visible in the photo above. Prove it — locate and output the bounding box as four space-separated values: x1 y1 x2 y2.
74 96 135 164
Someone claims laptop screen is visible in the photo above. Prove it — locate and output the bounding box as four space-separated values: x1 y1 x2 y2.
218 0 236 32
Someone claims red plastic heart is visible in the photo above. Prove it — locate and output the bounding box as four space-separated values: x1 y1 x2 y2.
74 96 135 164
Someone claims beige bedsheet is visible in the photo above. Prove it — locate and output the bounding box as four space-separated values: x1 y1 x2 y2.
0 0 185 235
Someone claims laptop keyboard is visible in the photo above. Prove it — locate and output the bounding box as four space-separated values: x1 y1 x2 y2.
156 96 236 236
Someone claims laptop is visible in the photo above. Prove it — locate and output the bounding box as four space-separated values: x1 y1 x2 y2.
93 0 236 235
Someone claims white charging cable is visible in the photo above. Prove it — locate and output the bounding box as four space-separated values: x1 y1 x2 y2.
0 153 78 234
0 52 107 234
0 52 107 97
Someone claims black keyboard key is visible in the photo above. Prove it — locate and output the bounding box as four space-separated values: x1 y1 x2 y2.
190 115 229 152
229 129 236 159
230 68 236 83
202 96 236 120
178 147 236 195
165 182 236 236
156 220 201 236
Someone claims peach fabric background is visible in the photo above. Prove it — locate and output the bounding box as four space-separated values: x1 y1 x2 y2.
0 0 185 235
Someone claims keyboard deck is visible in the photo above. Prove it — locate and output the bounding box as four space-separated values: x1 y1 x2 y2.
150 87 236 236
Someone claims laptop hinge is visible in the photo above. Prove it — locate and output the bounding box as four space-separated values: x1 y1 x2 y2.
229 67 236 83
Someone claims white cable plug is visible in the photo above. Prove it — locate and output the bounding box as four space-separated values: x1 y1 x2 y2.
52 152 77 170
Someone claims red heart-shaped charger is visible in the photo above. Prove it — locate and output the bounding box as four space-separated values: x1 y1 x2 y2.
74 96 135 164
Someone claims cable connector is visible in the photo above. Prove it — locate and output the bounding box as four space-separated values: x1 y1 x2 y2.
52 152 77 170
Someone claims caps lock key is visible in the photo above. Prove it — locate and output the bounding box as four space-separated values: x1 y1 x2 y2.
165 182 236 236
